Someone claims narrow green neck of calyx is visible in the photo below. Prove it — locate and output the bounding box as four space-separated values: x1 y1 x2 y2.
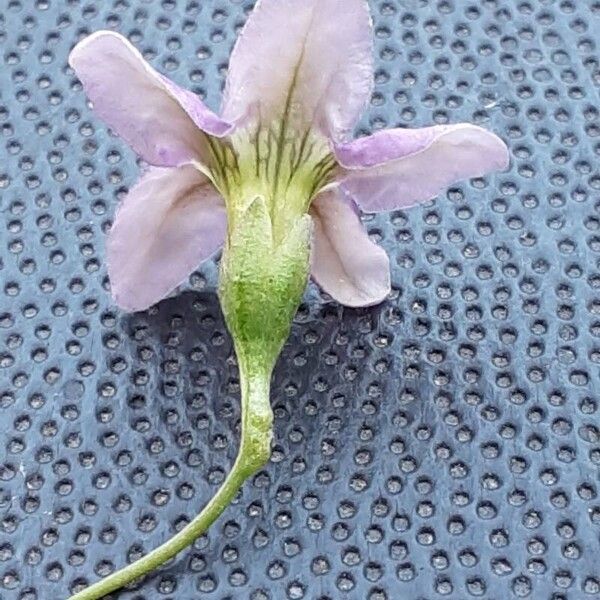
235 357 273 474
204 120 336 242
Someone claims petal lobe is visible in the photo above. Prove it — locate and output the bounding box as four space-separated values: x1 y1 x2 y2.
108 165 227 312
310 191 390 307
222 0 374 141
69 31 233 167
335 124 509 212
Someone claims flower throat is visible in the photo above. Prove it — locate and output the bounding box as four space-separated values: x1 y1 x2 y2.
200 121 336 240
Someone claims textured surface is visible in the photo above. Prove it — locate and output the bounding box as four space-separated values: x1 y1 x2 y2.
1 0 600 599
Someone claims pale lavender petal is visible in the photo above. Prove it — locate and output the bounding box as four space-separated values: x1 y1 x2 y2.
335 124 510 212
309 190 390 307
222 0 374 141
69 31 233 167
107 165 227 312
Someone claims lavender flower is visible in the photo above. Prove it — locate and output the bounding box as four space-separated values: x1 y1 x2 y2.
67 1 508 598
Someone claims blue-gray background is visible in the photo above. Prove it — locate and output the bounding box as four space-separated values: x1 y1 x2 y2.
1 0 599 599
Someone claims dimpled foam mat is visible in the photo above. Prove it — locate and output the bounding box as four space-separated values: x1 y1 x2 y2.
1 0 600 599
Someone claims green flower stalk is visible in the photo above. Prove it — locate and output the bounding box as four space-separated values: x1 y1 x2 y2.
66 0 509 597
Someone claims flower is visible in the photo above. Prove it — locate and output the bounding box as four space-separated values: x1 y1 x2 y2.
65 4 511 598
69 0 508 314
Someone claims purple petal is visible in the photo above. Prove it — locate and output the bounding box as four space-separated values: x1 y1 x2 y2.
335 124 510 212
69 31 233 167
222 0 374 141
107 165 227 312
310 190 390 307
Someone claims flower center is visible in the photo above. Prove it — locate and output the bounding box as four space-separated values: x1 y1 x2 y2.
201 122 336 240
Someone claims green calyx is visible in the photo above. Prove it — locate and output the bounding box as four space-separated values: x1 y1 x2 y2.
218 197 312 476
219 196 313 370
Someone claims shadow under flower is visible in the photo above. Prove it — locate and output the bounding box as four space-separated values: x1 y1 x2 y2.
108 290 396 573
111 288 465 594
